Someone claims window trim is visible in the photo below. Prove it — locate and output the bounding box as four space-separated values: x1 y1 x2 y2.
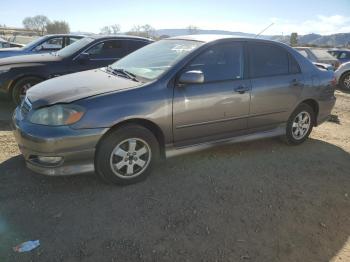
247 42 300 79
178 41 246 84
288 53 301 74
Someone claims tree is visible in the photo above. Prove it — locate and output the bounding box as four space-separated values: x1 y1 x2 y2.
23 15 50 35
290 32 298 47
187 25 199 35
100 26 112 35
46 21 70 34
110 24 120 34
100 24 120 35
126 24 156 39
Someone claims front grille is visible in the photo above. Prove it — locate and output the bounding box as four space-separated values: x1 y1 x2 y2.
20 97 32 119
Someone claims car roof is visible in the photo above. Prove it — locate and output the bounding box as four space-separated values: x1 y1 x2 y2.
168 34 256 42
167 34 289 46
88 34 154 42
43 34 86 38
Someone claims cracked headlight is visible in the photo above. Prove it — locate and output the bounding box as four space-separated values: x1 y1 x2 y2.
29 104 85 126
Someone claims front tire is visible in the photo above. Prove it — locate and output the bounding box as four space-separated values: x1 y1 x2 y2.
95 124 160 185
12 77 42 105
339 71 350 91
284 103 315 145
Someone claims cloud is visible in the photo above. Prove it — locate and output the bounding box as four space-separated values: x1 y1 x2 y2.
259 15 350 35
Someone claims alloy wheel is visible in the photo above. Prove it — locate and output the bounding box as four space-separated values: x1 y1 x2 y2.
19 83 32 101
291 111 311 140
343 74 350 90
109 138 151 178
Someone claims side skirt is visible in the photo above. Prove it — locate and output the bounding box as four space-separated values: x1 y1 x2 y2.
165 124 286 158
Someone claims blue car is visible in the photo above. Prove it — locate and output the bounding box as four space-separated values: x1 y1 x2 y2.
0 34 84 58
328 49 350 64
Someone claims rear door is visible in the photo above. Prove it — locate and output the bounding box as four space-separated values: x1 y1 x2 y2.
173 41 251 145
247 42 303 129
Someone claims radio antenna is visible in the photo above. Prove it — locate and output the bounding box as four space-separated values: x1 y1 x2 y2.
255 23 274 38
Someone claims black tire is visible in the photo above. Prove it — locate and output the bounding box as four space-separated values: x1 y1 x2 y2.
95 124 160 185
339 71 350 91
284 103 315 145
12 77 42 105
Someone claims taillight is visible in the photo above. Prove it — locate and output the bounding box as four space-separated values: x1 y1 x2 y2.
331 76 337 87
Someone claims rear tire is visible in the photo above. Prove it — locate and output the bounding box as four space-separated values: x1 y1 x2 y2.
12 77 42 105
339 71 350 91
95 124 160 185
284 103 315 145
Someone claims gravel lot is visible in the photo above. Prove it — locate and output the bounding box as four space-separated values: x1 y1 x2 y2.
0 91 350 262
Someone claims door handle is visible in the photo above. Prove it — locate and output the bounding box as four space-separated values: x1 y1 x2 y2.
234 86 250 94
291 79 301 87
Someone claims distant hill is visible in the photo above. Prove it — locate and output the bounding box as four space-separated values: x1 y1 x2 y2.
155 29 255 38
155 29 350 47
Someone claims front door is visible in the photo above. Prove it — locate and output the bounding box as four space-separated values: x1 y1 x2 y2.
173 42 251 146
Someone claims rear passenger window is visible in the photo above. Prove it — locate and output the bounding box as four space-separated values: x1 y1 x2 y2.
249 44 289 78
128 41 149 53
186 42 244 82
87 40 128 59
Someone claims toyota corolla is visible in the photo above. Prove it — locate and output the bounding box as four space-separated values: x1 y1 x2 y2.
13 35 336 185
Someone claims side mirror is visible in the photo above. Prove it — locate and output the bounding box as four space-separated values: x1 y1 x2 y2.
178 70 204 85
77 52 90 63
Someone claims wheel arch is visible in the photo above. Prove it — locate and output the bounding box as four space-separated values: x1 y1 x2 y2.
97 118 166 159
299 99 319 126
9 74 46 95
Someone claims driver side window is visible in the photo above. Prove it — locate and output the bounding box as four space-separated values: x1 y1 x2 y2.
40 37 64 50
185 42 244 82
86 40 127 59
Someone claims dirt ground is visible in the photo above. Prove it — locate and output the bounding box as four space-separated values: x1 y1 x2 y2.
0 91 350 262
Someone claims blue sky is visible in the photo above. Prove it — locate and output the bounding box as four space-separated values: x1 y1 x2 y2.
1 0 349 35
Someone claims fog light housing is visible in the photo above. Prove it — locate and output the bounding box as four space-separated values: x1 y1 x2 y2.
37 156 63 165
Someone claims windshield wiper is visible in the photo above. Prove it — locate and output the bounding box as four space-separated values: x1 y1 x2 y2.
106 66 139 82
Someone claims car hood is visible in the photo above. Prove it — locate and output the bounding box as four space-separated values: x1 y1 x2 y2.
27 69 143 109
0 53 61 66
0 47 25 58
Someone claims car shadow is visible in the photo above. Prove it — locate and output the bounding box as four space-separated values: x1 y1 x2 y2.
1 137 350 261
0 97 15 131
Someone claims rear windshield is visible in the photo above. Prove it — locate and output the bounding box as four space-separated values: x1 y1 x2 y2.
311 49 337 60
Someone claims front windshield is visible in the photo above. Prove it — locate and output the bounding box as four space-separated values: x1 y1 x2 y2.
24 36 47 50
111 39 204 80
56 37 94 57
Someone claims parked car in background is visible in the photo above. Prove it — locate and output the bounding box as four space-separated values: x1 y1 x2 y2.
0 35 153 104
0 37 24 48
13 35 336 185
328 49 350 64
0 34 85 59
335 61 350 90
312 62 334 71
295 47 340 70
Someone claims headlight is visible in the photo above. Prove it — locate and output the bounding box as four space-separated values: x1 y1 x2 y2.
29 104 85 126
